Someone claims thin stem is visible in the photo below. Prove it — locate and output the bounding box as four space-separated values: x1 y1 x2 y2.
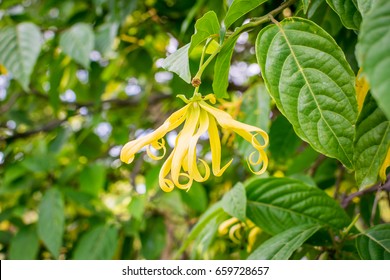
192 0 297 82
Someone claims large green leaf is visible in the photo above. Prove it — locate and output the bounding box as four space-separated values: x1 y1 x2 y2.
72 224 118 260
256 17 357 169
140 216 166 260
189 11 220 54
224 0 267 29
356 0 390 120
354 93 390 189
0 22 42 90
222 182 246 221
248 224 322 260
95 23 119 56
246 177 351 235
59 23 94 69
9 226 39 260
37 188 65 258
357 0 374 16
79 163 106 196
356 224 390 260
212 34 239 98
325 0 362 30
162 44 191 83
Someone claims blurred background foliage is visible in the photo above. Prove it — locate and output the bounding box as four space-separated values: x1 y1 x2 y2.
0 0 389 260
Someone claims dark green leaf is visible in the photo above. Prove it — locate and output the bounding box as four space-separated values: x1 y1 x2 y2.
140 217 166 260
73 224 118 260
222 182 246 221
180 182 208 213
325 0 362 30
162 44 191 83
38 188 65 258
0 23 42 90
356 0 390 120
9 226 39 260
256 17 357 169
189 11 220 54
79 163 106 196
246 177 351 235
356 224 390 260
308 0 343 37
248 224 322 260
224 0 267 29
60 23 94 69
354 93 390 189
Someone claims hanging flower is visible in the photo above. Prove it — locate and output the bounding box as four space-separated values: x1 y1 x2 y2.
120 93 268 192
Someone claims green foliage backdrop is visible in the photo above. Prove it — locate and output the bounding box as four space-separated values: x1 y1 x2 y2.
0 0 389 260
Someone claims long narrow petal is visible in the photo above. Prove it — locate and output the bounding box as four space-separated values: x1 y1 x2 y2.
171 104 199 189
208 113 233 176
120 104 189 163
187 109 210 182
159 150 175 192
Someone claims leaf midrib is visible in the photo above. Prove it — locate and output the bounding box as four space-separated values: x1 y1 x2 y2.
365 232 390 254
275 23 353 168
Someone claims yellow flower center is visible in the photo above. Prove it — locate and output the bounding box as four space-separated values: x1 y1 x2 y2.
120 94 268 192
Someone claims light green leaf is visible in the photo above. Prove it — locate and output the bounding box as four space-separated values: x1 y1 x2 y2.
356 224 390 260
9 226 39 260
357 0 375 16
354 93 390 189
162 44 191 83
302 0 311 14
325 0 362 30
224 0 267 29
256 17 357 169
0 22 42 90
248 224 322 260
60 23 94 69
95 23 118 56
128 195 146 221
212 34 239 98
73 224 118 260
79 163 106 196
189 11 220 54
246 177 350 235
38 188 65 258
222 182 246 221
356 0 390 120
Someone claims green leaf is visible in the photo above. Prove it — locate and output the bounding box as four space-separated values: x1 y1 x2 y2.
0 22 42 90
95 23 118 56
140 216 166 260
256 17 357 169
38 188 65 258
356 224 390 260
308 0 343 37
212 34 239 98
325 0 362 30
162 44 191 83
9 226 39 260
73 224 118 260
246 177 350 235
60 23 94 69
180 182 208 213
224 0 267 29
189 11 220 54
222 182 246 221
248 224 322 260
128 195 146 221
354 93 390 189
357 0 374 16
356 0 390 120
79 163 106 196
301 0 311 14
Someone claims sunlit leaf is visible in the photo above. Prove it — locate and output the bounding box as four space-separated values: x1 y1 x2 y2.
162 44 191 83
224 0 267 29
189 11 220 54
0 22 42 90
356 0 390 120
257 17 357 169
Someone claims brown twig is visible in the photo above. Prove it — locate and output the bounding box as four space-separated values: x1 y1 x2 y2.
341 175 390 208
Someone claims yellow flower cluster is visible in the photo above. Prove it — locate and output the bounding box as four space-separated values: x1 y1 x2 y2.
120 93 268 192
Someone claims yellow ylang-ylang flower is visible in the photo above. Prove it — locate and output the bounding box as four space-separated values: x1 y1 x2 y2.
120 93 268 192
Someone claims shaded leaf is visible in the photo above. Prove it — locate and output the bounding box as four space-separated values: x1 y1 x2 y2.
354 93 390 189
246 177 350 235
162 44 191 83
0 22 42 90
356 224 390 260
224 0 267 29
60 23 94 69
38 188 65 258
73 224 118 260
248 224 322 260
256 17 357 169
222 182 246 221
9 226 39 260
140 216 166 260
325 0 362 30
189 11 220 54
356 0 390 120
79 163 106 196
